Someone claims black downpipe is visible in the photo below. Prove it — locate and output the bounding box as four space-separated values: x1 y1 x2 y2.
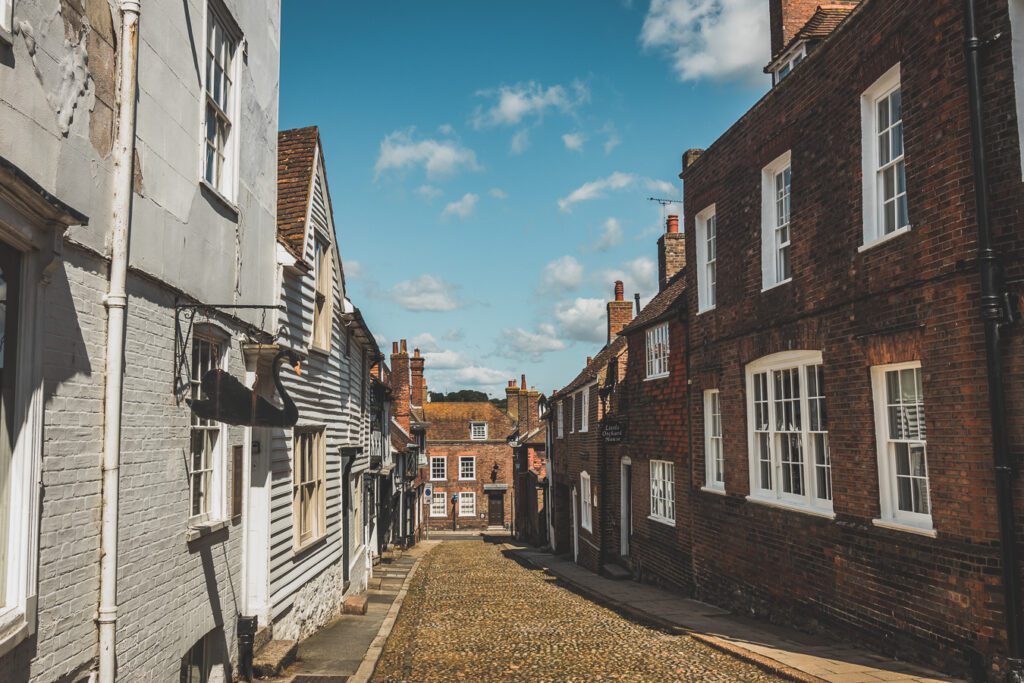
963 1 1022 677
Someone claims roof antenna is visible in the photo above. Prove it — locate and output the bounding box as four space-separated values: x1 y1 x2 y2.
647 196 682 223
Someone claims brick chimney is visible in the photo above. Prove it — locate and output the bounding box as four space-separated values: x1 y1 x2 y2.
607 280 634 343
658 214 686 291
410 347 426 407
390 340 410 433
506 380 520 421
769 0 854 56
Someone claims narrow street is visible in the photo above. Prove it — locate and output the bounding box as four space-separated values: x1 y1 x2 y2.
372 538 782 682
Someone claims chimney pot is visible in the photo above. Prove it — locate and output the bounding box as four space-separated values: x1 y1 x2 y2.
400 339 407 353
521 374 526 389
667 214 679 234
392 341 399 354
414 348 421 358
587 356 593 365
614 280 624 302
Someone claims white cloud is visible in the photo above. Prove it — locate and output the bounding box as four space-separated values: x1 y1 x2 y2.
594 218 623 252
374 129 480 180
510 129 530 155
345 260 364 279
604 133 621 154
389 274 463 312
597 256 659 301
558 172 676 212
424 349 470 369
489 188 508 199
451 365 509 387
416 184 442 200
540 255 584 292
438 123 455 135
502 323 567 360
640 0 770 84
442 327 465 342
562 132 586 152
472 80 590 128
442 193 479 220
410 332 441 352
555 297 606 343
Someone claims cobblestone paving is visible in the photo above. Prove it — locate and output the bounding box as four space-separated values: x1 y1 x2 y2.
373 540 783 682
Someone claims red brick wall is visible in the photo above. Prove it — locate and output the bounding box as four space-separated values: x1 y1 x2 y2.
422 442 514 530
682 0 1024 677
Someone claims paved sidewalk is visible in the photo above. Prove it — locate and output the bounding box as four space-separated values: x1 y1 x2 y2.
509 546 962 683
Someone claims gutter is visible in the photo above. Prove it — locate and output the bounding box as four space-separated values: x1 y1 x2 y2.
98 3 141 681
963 2 1022 679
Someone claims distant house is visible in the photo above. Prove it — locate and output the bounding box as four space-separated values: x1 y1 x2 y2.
422 402 516 530
507 378 548 546
387 340 429 545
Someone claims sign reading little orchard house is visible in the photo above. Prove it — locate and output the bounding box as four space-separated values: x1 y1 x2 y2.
601 419 627 443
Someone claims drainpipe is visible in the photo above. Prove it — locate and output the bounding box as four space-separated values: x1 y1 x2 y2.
963 2 1022 679
98 2 140 682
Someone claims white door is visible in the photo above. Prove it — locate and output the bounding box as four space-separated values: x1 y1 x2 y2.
244 426 271 621
571 487 579 564
620 458 632 557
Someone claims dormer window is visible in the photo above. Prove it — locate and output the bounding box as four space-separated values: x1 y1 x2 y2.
470 422 487 441
772 44 807 85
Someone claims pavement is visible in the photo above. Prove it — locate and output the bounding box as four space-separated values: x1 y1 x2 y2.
509 544 963 683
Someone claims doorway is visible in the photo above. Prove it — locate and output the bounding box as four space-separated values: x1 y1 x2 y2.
0 242 20 596
488 492 504 527
620 458 632 557
571 487 579 563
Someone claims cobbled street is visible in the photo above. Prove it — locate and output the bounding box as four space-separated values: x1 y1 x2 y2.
373 538 783 682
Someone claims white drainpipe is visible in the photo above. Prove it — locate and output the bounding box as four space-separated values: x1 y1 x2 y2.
99 2 141 681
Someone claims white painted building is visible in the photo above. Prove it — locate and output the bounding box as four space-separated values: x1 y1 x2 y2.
0 0 281 680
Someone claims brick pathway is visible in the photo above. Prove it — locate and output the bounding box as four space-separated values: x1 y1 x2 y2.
372 538 784 682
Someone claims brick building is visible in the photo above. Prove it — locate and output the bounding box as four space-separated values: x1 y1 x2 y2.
508 377 548 545
549 282 632 573
680 0 1024 678
602 215 690 593
389 340 428 545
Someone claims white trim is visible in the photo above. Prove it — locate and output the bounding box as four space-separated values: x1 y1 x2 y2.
770 42 807 85
761 151 792 290
429 490 447 518
745 495 836 520
649 460 675 524
856 225 912 253
871 517 938 538
579 389 589 433
700 486 728 497
458 491 476 518
199 0 243 203
619 457 632 557
470 421 488 441
861 64 907 247
458 455 476 481
704 389 724 491
1011 0 1024 179
579 471 592 532
645 322 670 379
429 455 447 482
0 0 12 42
556 401 564 439
695 205 717 313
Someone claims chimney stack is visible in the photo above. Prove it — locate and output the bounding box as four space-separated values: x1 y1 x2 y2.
607 280 634 343
658 214 686 291
390 339 411 433
769 0 851 56
410 347 426 407
506 379 520 421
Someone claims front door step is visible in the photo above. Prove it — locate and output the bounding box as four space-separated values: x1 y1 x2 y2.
252 639 296 678
601 563 632 581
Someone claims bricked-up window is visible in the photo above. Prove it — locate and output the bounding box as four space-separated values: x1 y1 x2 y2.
872 363 932 532
649 460 675 524
645 323 670 378
579 389 589 432
459 491 476 518
311 234 333 351
761 151 792 289
746 351 833 515
430 491 447 517
459 456 476 481
695 205 717 312
430 456 446 481
704 391 724 490
861 64 909 247
470 421 487 440
557 401 564 439
202 2 240 200
293 427 327 550
580 472 592 531
190 333 226 523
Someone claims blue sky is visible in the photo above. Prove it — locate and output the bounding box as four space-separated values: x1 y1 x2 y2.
280 0 771 398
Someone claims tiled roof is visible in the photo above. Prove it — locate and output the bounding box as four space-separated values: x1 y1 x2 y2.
390 417 412 453
774 3 858 61
620 271 686 335
422 402 515 442
552 335 628 399
277 126 319 260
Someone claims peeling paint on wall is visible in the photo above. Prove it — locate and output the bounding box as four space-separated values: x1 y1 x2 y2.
15 13 92 136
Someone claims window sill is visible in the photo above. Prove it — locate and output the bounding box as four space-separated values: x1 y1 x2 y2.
872 518 937 537
700 485 727 496
429 477 446 482
458 478 475 482
199 179 241 219
0 606 30 660
858 225 911 253
644 373 670 382
745 495 835 520
308 345 330 358
186 519 230 543
761 277 792 293
292 533 327 557
648 514 676 527
697 305 716 316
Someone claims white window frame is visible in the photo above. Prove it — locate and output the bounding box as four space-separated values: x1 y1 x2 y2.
557 401 564 439
860 64 910 249
645 322 670 379
459 456 476 481
570 394 576 434
430 491 447 517
470 421 487 441
772 43 807 85
761 151 792 290
0 0 12 39
1011 1 1024 179
649 460 675 525
189 329 228 526
695 205 717 313
704 390 724 491
200 0 242 203
458 491 476 518
293 426 327 551
871 362 934 534
430 456 446 482
745 350 833 517
579 389 589 433
580 471 592 531
311 232 333 352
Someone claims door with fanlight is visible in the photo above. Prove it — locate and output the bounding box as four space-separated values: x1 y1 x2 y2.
0 242 20 602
